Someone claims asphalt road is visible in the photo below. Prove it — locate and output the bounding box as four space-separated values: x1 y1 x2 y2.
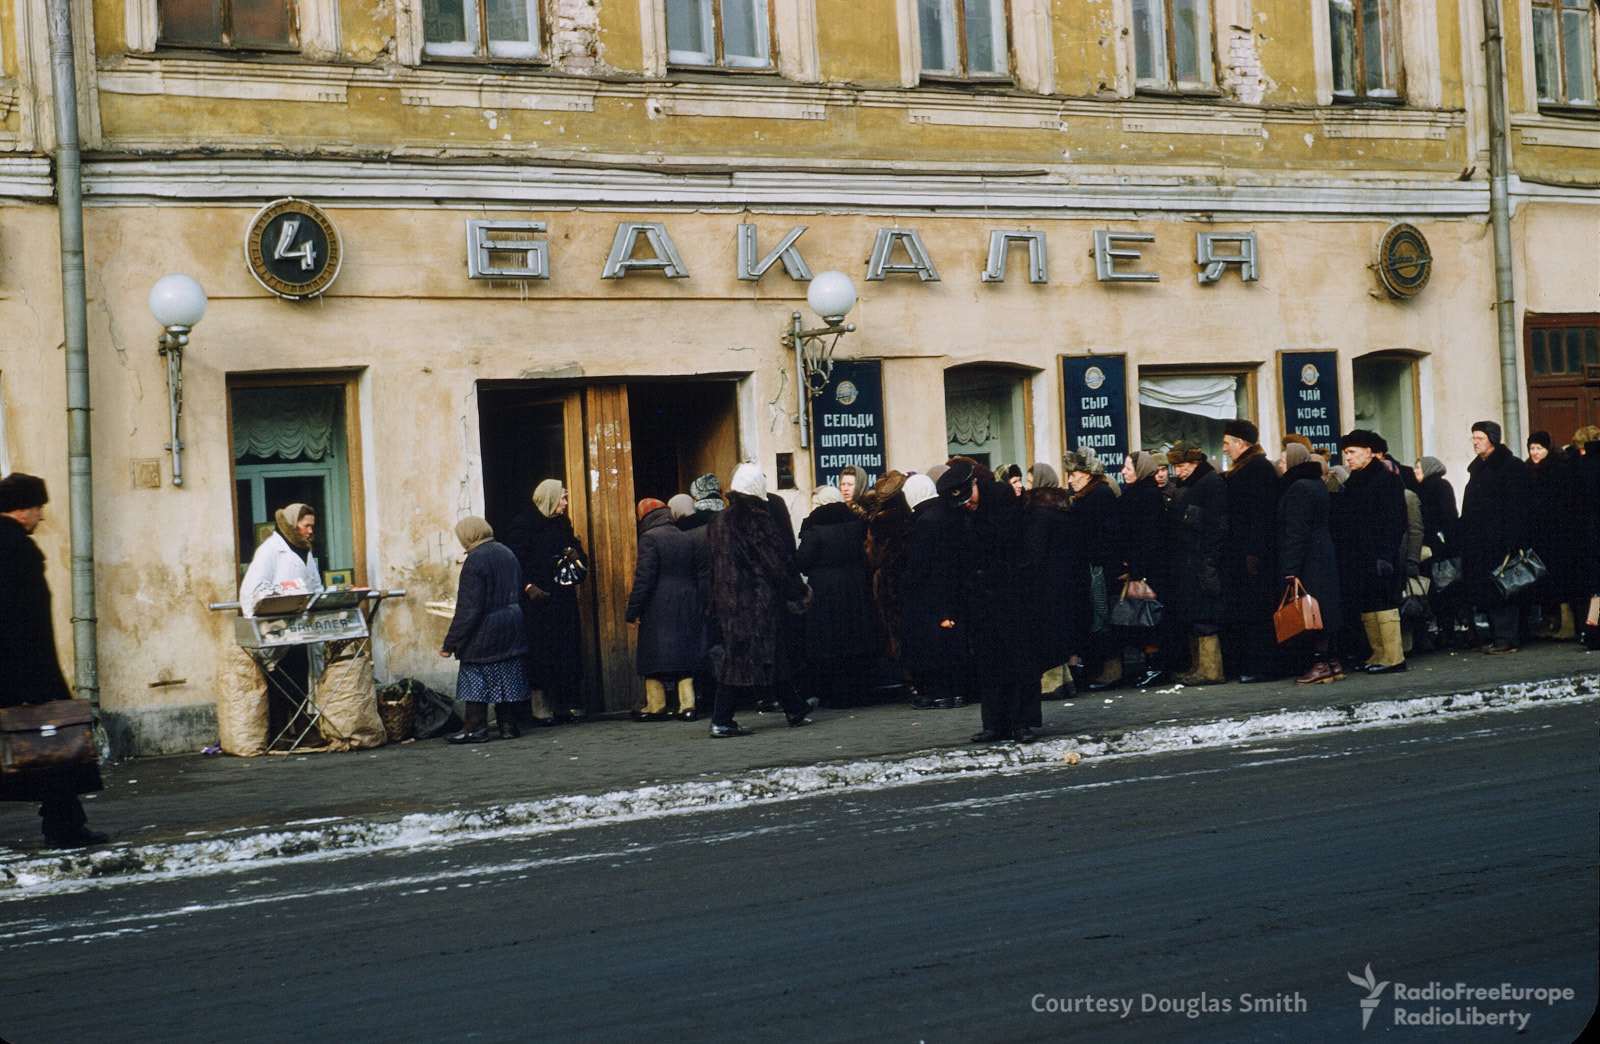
3 702 1596 1043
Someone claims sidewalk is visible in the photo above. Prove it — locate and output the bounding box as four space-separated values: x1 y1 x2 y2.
2 643 1595 853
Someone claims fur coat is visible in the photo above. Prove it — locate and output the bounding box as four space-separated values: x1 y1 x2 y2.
708 492 809 687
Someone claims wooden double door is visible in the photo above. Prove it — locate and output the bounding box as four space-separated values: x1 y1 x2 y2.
478 380 740 713
1526 316 1600 444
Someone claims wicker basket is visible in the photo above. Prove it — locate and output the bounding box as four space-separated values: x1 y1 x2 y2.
376 690 416 744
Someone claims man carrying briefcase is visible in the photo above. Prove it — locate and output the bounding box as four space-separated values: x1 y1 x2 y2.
0 473 106 848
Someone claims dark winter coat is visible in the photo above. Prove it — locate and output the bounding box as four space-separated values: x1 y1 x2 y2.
899 497 972 673
503 510 588 689
1276 461 1344 633
1577 445 1600 595
1117 475 1168 595
676 510 722 647
1416 473 1459 557
864 492 914 659
1332 461 1407 614
1222 445 1282 620
1459 444 1531 606
708 492 809 687
0 516 103 805
796 502 881 660
1020 485 1081 668
967 478 1029 684
442 540 527 663
1166 459 1227 627
626 508 709 676
1526 454 1586 603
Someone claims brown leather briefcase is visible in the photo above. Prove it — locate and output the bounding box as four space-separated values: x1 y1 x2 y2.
0 701 97 774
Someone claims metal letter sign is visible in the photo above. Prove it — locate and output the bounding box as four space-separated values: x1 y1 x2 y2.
866 229 940 281
1060 355 1129 469
1196 232 1258 283
467 220 549 279
981 231 1048 283
737 224 812 281
1278 351 1341 457
245 198 342 299
811 359 886 490
602 222 690 279
1094 231 1159 282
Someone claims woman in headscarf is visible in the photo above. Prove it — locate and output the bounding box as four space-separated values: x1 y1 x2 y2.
504 478 590 725
440 517 527 742
625 497 709 722
862 471 912 663
837 465 871 513
797 484 880 708
1277 442 1345 684
1020 463 1077 707
1065 450 1123 690
239 503 325 740
1524 431 1584 640
1115 451 1170 688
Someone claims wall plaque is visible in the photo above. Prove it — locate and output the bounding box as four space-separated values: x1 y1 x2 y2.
245 198 342 300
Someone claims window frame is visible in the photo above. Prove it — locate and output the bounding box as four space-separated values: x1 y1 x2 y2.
665 0 779 71
1129 0 1217 95
918 0 1014 82
422 0 547 62
1530 0 1598 109
156 0 301 53
1328 0 1405 103
1134 364 1259 466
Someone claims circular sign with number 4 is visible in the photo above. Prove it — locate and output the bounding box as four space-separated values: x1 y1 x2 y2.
245 198 342 299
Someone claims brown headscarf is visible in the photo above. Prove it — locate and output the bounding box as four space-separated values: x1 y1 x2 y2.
275 503 314 551
1028 462 1060 489
533 479 566 518
1126 451 1160 483
1283 442 1311 470
455 516 494 553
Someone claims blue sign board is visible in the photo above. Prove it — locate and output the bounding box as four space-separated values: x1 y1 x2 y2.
1060 355 1128 470
1279 351 1341 457
811 359 886 489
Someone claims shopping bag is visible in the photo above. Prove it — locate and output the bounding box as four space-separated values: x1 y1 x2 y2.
1490 549 1546 600
1400 575 1431 624
1109 580 1164 628
1273 579 1323 644
1430 556 1463 592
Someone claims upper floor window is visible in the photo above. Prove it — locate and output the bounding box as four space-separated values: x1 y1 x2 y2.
423 0 544 59
666 0 773 69
1532 0 1597 107
919 0 1010 79
1131 0 1214 91
1329 0 1402 100
158 0 296 50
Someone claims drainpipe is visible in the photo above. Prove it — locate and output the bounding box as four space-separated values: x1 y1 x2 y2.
47 0 98 708
1480 0 1523 448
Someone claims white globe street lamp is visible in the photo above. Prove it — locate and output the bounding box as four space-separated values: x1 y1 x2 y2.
149 274 208 486
784 272 859 448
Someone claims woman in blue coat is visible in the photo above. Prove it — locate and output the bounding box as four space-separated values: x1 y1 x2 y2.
441 517 527 743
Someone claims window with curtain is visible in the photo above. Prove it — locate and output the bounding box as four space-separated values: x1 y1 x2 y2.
423 0 544 59
1532 0 1597 106
1328 0 1402 100
1131 0 1214 91
919 0 1010 78
158 0 297 49
666 0 774 68
1137 372 1251 467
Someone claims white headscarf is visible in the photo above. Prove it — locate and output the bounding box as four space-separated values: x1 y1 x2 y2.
903 474 937 509
730 462 768 499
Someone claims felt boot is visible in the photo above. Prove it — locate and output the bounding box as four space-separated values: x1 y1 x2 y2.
1554 604 1577 641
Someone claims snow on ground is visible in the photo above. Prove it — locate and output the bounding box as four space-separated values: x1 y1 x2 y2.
1 674 1594 897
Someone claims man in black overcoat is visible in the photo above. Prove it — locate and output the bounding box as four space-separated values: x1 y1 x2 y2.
1334 430 1409 672
0 474 106 847
1166 442 1228 685
1459 420 1531 653
1220 420 1282 681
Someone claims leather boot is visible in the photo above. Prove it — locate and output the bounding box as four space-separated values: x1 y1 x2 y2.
1360 612 1384 666
448 702 489 744
1088 657 1123 691
1554 604 1577 641
676 677 698 721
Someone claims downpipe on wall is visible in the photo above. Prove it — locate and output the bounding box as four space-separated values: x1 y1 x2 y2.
1479 0 1523 448
47 0 99 710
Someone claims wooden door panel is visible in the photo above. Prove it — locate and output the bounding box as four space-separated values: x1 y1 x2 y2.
584 385 640 712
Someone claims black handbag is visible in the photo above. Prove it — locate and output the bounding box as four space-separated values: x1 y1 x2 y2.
1491 549 1547 600
1109 580 1164 629
1430 556 1463 592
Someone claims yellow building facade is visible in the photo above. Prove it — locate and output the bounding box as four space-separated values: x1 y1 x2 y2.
1 0 1596 752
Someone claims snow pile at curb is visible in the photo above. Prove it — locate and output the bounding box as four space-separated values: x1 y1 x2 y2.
2 673 1593 895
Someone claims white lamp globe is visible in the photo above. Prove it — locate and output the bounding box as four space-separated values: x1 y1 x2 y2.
149 274 208 328
807 271 857 324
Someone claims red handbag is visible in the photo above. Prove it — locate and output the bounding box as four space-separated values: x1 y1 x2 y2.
1273 579 1323 644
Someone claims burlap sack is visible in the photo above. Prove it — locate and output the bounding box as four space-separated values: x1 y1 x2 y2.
316 653 386 750
216 645 269 757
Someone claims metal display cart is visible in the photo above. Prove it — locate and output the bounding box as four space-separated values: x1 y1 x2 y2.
209 588 406 751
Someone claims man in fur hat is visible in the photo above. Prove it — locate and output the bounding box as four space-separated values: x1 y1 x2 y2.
0 473 107 847
1164 442 1228 685
1220 419 1282 682
1333 429 1409 672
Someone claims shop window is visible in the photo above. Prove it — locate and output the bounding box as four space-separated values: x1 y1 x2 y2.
230 382 361 585
666 0 774 69
1131 0 1214 92
944 368 1029 472
1532 0 1598 108
919 0 1010 79
157 0 297 50
1329 0 1402 100
423 0 544 59
1350 353 1419 466
1137 370 1253 467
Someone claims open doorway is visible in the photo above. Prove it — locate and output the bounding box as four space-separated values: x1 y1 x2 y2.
628 381 741 502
